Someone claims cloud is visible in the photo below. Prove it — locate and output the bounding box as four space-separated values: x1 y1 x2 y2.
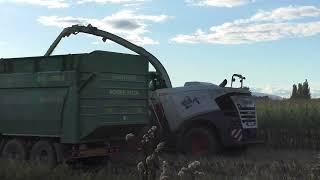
186 0 253 8
38 10 171 45
252 86 320 99
0 0 150 8
250 5 320 22
252 86 291 98
77 0 147 6
0 0 69 8
171 6 320 44
311 89 320 98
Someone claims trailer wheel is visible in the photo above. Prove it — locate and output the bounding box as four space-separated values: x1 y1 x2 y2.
1 139 27 161
30 141 57 168
182 128 221 156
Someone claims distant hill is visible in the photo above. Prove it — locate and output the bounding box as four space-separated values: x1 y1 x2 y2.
251 92 283 100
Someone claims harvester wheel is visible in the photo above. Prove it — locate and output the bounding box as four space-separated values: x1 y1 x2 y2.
182 127 221 156
30 141 57 168
1 139 27 161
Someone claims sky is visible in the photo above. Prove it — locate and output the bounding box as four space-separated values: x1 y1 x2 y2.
0 0 320 98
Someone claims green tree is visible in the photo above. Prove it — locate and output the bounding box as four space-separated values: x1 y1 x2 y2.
297 83 303 98
302 79 311 99
291 84 298 99
291 80 312 100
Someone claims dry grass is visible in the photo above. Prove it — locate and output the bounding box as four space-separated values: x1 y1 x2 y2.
0 148 318 180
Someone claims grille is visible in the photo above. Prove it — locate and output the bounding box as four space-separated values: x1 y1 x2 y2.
238 106 257 128
230 95 258 129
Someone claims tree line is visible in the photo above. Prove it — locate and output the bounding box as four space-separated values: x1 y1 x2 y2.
291 79 311 99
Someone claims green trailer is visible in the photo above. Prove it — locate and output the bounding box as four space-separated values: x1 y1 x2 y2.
0 51 149 143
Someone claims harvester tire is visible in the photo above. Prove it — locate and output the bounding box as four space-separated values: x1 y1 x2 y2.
1 139 27 161
30 141 57 168
182 127 221 156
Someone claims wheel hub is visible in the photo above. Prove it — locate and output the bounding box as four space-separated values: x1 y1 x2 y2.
191 133 209 155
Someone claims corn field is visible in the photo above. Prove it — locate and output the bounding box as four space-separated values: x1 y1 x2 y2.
257 99 320 149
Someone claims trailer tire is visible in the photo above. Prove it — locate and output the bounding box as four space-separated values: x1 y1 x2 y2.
30 141 57 168
1 139 27 161
182 127 221 156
